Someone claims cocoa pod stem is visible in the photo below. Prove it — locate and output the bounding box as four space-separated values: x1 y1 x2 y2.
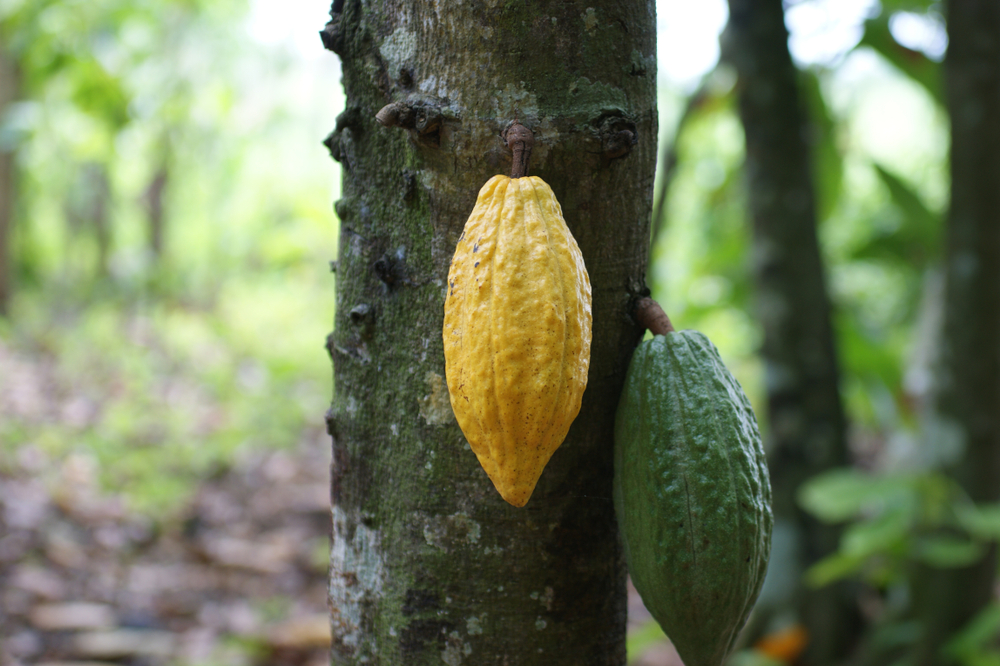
505 122 534 178
635 297 674 336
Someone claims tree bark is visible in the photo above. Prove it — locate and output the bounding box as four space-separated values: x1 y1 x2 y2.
912 1 1000 664
0 43 18 315
144 162 169 261
89 163 111 279
322 1 656 664
723 0 861 662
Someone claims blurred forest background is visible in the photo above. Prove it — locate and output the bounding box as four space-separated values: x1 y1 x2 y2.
0 0 341 664
2 0 997 665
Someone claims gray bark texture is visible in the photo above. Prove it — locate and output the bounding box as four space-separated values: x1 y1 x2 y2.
321 1 657 664
913 1 1000 664
723 0 862 662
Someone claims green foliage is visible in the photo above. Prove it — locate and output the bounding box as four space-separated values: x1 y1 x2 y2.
727 650 784 666
800 69 843 222
626 620 667 664
66 58 130 129
880 0 940 12
0 0 342 518
650 79 764 410
0 273 332 515
859 14 943 106
855 162 942 267
946 603 1000 666
799 469 992 588
798 468 1000 664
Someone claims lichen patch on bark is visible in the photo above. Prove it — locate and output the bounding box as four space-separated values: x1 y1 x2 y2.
466 614 485 635
380 27 417 80
421 511 482 551
329 506 384 651
442 630 473 665
417 371 455 425
494 83 540 123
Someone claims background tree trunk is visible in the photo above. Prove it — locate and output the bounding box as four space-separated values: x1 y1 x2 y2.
913 1 1000 664
144 157 169 262
89 163 111 279
0 43 18 315
322 1 656 664
723 0 862 662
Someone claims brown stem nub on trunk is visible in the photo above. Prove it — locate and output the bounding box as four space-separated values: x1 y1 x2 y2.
635 297 675 336
505 123 534 178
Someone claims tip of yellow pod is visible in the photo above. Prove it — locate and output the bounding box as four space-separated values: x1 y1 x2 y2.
470 449 536 507
470 447 539 507
496 484 533 508
491 470 543 508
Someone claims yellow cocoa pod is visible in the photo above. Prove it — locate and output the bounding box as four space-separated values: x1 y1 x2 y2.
443 174 592 507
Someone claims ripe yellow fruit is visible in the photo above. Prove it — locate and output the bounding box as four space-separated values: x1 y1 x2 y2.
443 174 592 507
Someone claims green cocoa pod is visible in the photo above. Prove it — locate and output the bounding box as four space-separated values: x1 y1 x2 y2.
614 330 772 666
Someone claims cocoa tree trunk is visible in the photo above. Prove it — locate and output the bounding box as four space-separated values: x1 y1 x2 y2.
321 1 656 664
912 1 1000 663
723 0 863 662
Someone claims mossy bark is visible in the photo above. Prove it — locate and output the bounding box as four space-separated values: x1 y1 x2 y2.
912 2 1000 664
322 1 656 664
724 0 862 662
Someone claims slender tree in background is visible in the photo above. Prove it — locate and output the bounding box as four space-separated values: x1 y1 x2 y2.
321 1 655 663
912 1 1000 664
144 156 169 261
723 0 862 662
63 163 112 279
0 42 17 315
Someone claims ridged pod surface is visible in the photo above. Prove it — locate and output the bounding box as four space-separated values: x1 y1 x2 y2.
614 331 772 666
443 174 592 507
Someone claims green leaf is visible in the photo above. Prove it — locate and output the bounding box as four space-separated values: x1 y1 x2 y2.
853 163 941 267
946 603 1000 665
957 653 1000 666
726 650 784 666
800 70 842 222
867 619 922 651
874 163 940 256
956 503 1000 541
914 535 985 568
70 57 131 129
879 0 939 13
837 313 904 390
841 508 911 557
858 15 943 106
804 551 868 587
797 469 872 522
797 469 912 523
874 164 939 237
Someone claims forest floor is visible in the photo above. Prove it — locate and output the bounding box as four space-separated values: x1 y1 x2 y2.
0 328 679 666
0 430 332 666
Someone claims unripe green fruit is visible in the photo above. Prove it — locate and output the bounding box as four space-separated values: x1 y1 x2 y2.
614 330 772 666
